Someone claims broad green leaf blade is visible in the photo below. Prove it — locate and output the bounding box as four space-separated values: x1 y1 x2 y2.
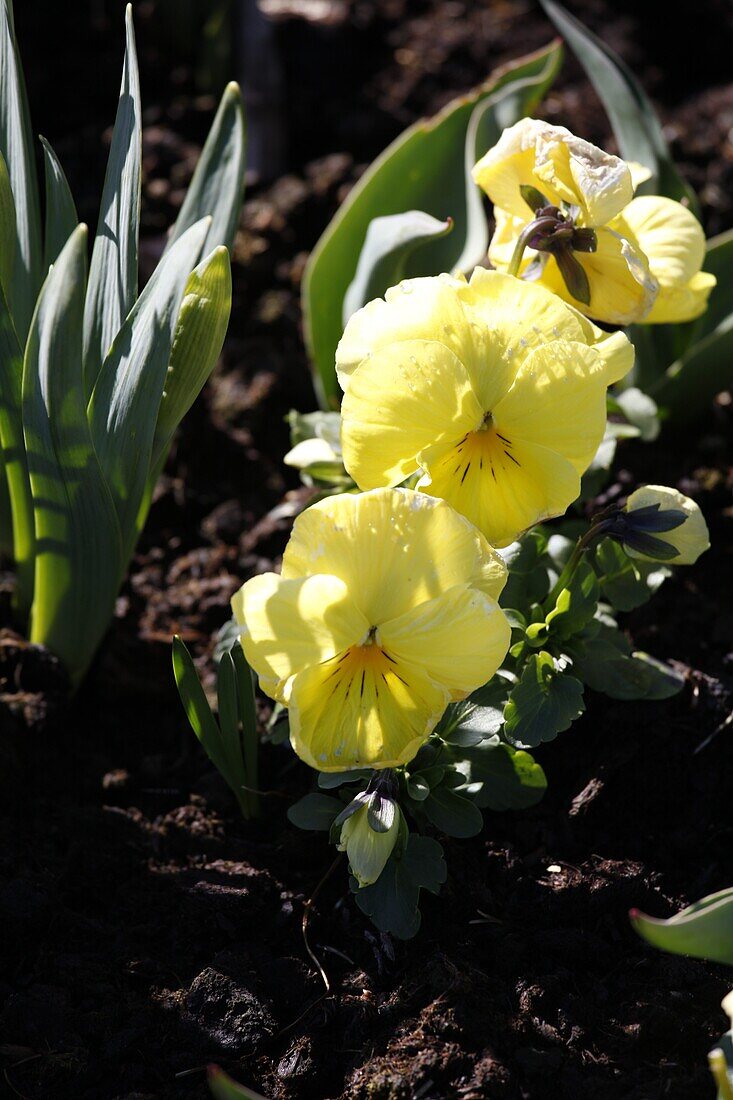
0 148 16 295
503 651 585 748
353 835 447 940
422 786 483 838
287 792 343 831
631 888 733 967
648 322 733 425
40 136 78 269
22 226 123 684
89 218 209 558
303 40 562 408
539 0 699 215
0 0 42 340
462 741 547 811
208 1064 269 1100
167 81 246 257
690 227 733 343
342 210 452 324
0 276 32 614
172 635 232 790
83 3 141 394
151 245 231 470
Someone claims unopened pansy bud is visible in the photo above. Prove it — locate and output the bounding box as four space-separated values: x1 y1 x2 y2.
337 787 402 887
622 485 709 564
473 118 715 326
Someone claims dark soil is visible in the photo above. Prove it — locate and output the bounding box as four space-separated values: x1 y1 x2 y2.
2 2 733 1098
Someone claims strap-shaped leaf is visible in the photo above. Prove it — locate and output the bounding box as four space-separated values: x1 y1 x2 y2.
0 275 33 611
151 245 231 469
172 635 231 780
631 888 733 967
0 148 15 296
40 136 78 269
217 648 246 786
302 40 562 408
232 641 258 817
342 211 453 324
83 3 141 394
539 0 699 215
88 218 209 556
0 0 42 341
690 227 733 343
166 81 245 257
649 322 733 425
22 226 123 684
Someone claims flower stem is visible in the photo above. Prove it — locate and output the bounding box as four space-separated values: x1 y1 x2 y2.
507 216 557 277
544 526 603 609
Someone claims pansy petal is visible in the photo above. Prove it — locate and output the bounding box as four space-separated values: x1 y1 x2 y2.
335 273 472 390
281 487 507 621
288 646 450 771
615 196 705 288
539 227 658 325
340 338 483 488
232 572 369 697
473 118 563 218
643 270 716 324
493 341 608 473
418 435 580 548
379 584 511 701
540 132 633 226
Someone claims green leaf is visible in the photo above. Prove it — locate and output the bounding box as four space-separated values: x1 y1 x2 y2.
544 557 599 640
459 740 547 811
0 0 42 342
614 386 660 442
691 227 733 343
0 148 15 296
594 537 668 612
167 80 246 257
287 792 343 831
172 635 231 781
217 649 246 787
342 210 453 323
422 784 483 838
709 1032 733 1100
232 641 259 817
208 1064 268 1100
572 625 683 700
649 317 733 425
88 218 209 559
317 769 371 789
500 530 551 609
504 651 585 748
0 253 33 615
539 0 698 214
302 40 562 408
40 136 78 269
22 226 123 684
151 245 232 470
631 887 733 967
353 834 446 940
83 4 141 394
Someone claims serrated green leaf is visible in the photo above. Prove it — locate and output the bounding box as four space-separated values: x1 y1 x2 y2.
88 218 208 560
631 887 733 967
504 651 585 748
208 1064 268 1100
172 635 230 781
342 210 453 324
461 740 547 811
422 784 483 838
0 0 42 340
303 40 562 408
40 136 78 269
151 246 231 469
539 0 698 214
167 80 245 257
83 4 141 394
22 226 123 684
287 792 343 831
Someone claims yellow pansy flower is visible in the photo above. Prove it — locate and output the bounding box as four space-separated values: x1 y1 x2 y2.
473 118 714 325
337 269 633 547
623 485 709 564
231 487 511 772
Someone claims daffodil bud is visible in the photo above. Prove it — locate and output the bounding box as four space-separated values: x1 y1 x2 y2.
620 485 709 564
337 789 403 888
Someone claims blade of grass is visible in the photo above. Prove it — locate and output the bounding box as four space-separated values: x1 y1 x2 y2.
0 276 32 616
172 635 231 779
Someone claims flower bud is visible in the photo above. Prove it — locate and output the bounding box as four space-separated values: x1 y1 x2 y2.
622 485 709 565
337 797 402 888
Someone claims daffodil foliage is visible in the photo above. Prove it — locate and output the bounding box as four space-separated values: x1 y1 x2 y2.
0 2 245 684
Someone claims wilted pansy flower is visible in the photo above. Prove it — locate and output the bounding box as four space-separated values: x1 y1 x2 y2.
337 270 633 547
473 118 715 325
232 488 511 772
